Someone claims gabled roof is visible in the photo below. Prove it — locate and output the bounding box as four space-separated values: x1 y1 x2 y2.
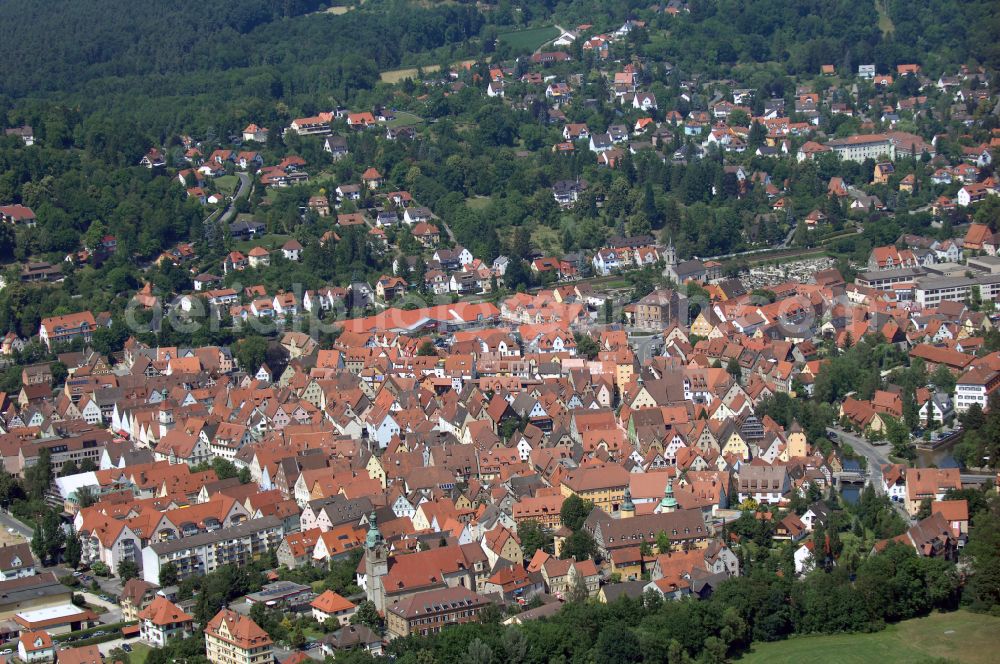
205 609 272 649
138 596 193 626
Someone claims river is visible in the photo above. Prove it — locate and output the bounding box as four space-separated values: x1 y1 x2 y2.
915 438 962 469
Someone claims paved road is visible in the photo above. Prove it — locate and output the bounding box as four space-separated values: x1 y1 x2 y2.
0 509 34 539
829 426 891 468
534 24 567 54
829 426 913 521
217 172 252 226
828 426 891 498
629 332 662 365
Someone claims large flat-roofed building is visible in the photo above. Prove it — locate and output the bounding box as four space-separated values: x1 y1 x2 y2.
14 604 99 635
142 516 284 584
0 573 73 622
244 581 312 608
856 267 927 290
966 256 1000 274
914 272 1000 307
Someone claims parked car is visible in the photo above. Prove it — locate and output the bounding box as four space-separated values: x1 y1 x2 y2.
122 644 132 653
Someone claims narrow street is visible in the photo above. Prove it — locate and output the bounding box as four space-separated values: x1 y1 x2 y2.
828 426 911 521
534 24 567 55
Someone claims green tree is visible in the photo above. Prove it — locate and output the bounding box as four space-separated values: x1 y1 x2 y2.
233 335 268 373
41 509 64 564
31 522 46 564
466 637 494 664
916 497 933 520
350 600 384 634
118 559 140 582
574 333 600 360
25 447 53 501
655 530 671 554
930 364 956 395
594 623 641 663
884 415 915 461
963 495 1000 612
516 520 552 558
75 485 97 508
64 527 82 569
560 530 597 561
159 561 179 587
567 569 591 602
560 495 593 532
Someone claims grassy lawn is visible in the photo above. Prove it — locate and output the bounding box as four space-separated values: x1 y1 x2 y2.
498 25 559 52
465 196 492 210
530 225 563 255
739 611 1000 664
215 174 239 195
231 233 292 253
128 642 151 664
386 111 424 128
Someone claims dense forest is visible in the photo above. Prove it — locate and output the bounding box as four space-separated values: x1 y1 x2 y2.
0 0 992 344
3 0 995 152
0 0 485 139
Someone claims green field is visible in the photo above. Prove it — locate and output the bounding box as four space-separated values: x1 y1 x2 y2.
498 26 559 52
380 64 441 84
531 225 563 255
127 642 152 664
231 233 292 253
739 611 1000 664
465 196 492 210
387 111 424 128
215 175 239 195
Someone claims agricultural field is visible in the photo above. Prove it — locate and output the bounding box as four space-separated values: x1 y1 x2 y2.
497 25 559 52
380 64 441 84
739 611 1000 664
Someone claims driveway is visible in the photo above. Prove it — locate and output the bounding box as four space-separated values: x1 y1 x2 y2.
535 24 567 54
96 637 130 657
219 172 252 226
